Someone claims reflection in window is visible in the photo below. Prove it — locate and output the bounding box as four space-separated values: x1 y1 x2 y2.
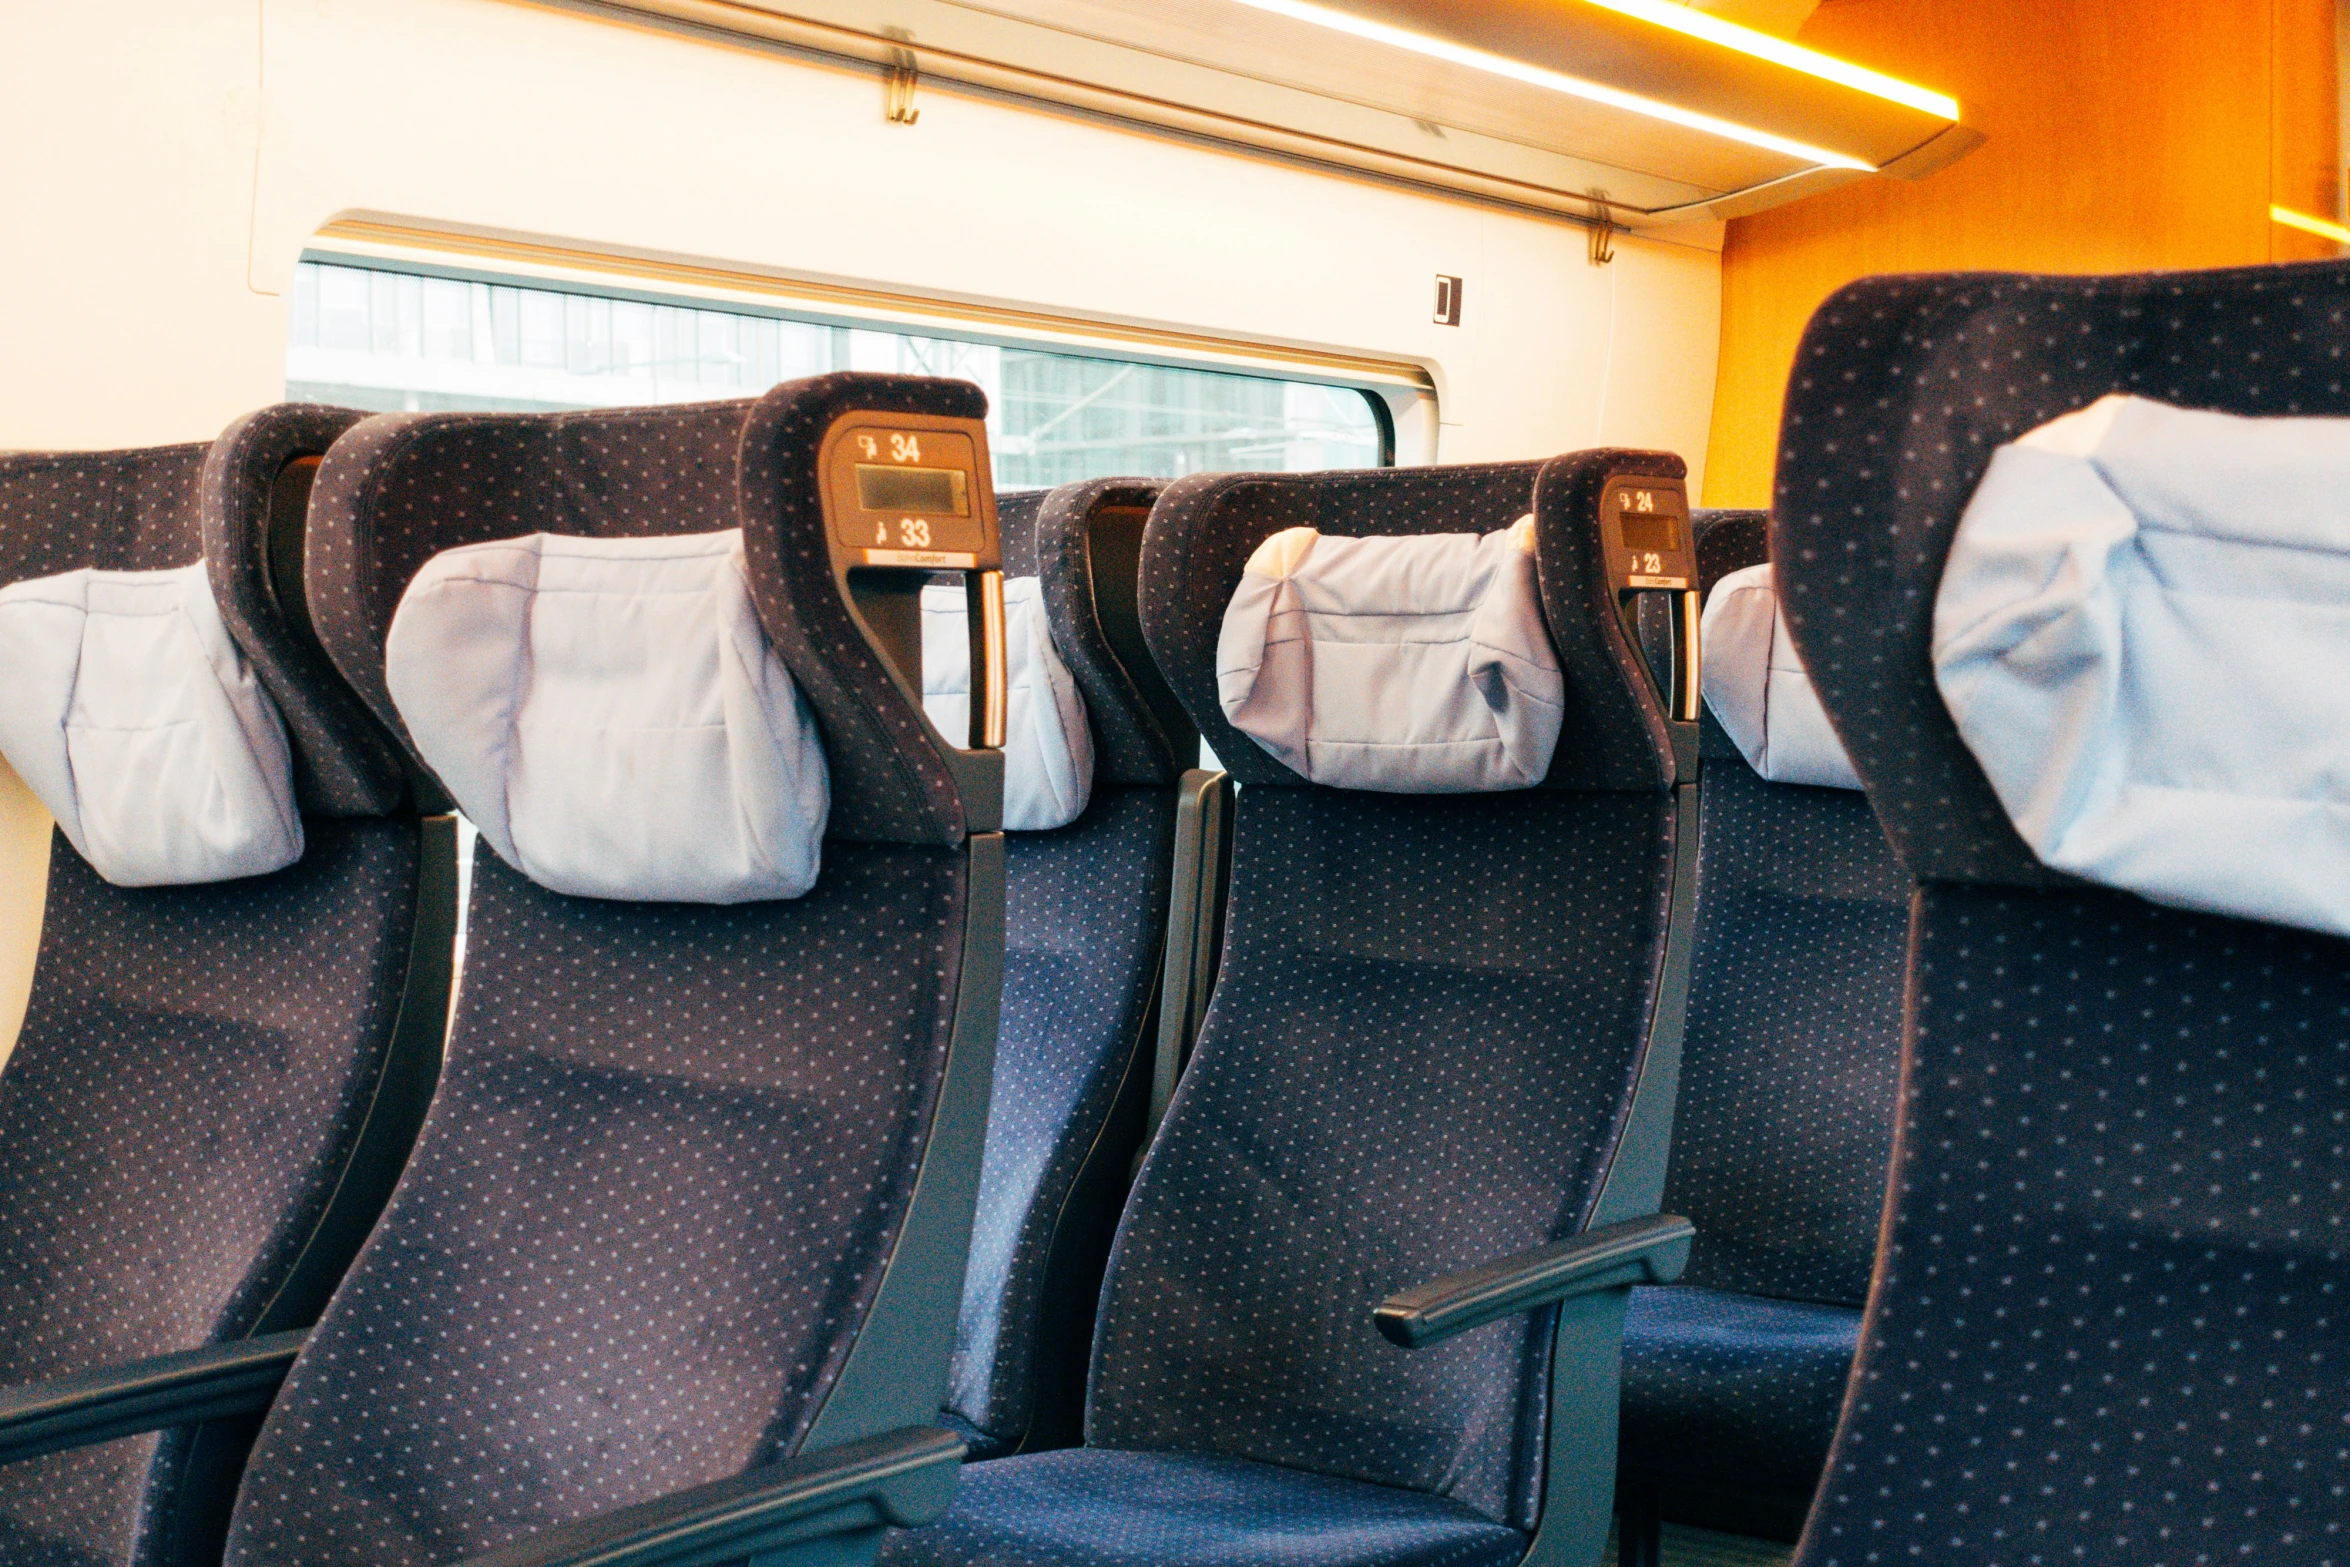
286 260 1387 484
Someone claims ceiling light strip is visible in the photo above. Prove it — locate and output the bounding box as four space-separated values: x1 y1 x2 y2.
1225 0 1875 172
1582 0 1959 120
2272 205 2350 245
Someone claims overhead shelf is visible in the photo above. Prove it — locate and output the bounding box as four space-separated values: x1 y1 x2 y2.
581 0 1979 228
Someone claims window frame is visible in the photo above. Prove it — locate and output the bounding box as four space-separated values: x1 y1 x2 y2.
292 238 1430 471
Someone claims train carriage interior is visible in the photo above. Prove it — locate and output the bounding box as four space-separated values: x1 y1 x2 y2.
2 4 2347 1567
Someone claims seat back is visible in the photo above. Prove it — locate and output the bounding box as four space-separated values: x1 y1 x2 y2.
0 405 450 1567
220 376 1007 1567
1664 511 1908 1309
1616 511 1912 1533
1089 456 1694 1537
944 479 1195 1458
1775 260 2350 1567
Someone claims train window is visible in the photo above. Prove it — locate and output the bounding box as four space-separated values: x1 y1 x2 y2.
285 259 1391 482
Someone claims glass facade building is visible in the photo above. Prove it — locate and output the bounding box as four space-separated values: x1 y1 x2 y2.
286 260 1387 487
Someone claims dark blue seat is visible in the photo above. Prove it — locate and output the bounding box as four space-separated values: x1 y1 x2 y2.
0 406 452 1567
887 1448 1526 1567
946 479 1195 1459
1774 260 2350 1567
882 453 1705 1567
1615 511 1911 1543
210 376 1007 1567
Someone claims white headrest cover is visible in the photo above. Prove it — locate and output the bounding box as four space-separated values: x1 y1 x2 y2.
920 577 1093 832
0 562 304 887
387 530 828 904
1217 519 1563 792
1700 563 1862 791
1936 393 2350 937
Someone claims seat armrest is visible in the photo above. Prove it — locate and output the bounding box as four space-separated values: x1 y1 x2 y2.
1375 1214 1695 1349
452 1426 966 1567
0 1329 310 1466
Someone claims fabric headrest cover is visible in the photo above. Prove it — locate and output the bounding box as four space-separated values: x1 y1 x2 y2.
1701 563 1862 790
921 576 1094 831
0 561 304 886
1217 518 1563 792
1935 394 2350 937
386 529 829 903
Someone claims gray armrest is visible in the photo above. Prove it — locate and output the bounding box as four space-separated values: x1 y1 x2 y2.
452 1425 965 1567
1375 1214 1695 1349
0 1329 310 1466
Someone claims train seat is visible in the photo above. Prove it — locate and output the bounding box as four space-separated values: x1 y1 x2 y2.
1775 259 2350 1567
0 407 453 1567
877 453 1702 1567
1614 512 1911 1547
922 479 1195 1459
209 376 1006 1567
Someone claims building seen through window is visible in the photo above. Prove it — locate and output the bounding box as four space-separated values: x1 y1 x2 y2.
286 260 1388 485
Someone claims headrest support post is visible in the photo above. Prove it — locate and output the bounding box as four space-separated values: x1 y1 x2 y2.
970 568 1008 751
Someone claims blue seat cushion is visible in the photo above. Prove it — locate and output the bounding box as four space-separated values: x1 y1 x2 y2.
879 1449 1528 1567
1618 1286 1858 1501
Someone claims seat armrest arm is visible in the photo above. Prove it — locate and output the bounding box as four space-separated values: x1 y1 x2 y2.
1375 1214 1695 1349
451 1426 966 1567
0 1329 310 1466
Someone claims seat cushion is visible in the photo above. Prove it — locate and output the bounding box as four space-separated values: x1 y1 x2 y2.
879 1449 1527 1567
1619 1286 1859 1501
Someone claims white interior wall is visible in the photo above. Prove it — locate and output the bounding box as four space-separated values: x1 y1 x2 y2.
0 0 1724 1060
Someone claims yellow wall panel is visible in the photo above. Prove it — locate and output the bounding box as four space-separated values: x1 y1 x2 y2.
1706 0 2340 506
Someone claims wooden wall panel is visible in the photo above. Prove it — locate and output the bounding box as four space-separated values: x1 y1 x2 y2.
1704 0 2341 506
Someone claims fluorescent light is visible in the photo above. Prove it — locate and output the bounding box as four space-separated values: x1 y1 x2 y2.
1583 0 1960 120
1224 0 1875 172
2272 204 2350 245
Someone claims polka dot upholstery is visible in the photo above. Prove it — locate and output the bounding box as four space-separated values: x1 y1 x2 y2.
1616 516 1911 1537
740 376 993 846
200 403 409 817
0 443 212 579
0 434 433 1567
1620 1288 1860 1517
881 1447 1527 1567
305 378 981 846
1810 885 2350 1567
1660 759 1908 1305
1144 460 1669 793
1773 260 2350 887
887 461 1686 1567
1691 509 1770 597
230 376 995 1567
947 786 1174 1457
301 401 752 806
1620 760 1908 1531
1773 261 2350 1567
947 478 1180 1459
1022 480 1189 787
222 845 967 1567
1086 787 1671 1530
0 411 406 819
0 824 423 1567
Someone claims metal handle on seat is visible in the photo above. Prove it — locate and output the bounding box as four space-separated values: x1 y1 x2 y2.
1675 587 1701 722
972 567 1007 751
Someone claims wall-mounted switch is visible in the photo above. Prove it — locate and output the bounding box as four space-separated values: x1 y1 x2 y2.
1434 275 1463 326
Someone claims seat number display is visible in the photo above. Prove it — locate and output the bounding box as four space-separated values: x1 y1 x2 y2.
1605 478 1692 592
824 422 993 570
